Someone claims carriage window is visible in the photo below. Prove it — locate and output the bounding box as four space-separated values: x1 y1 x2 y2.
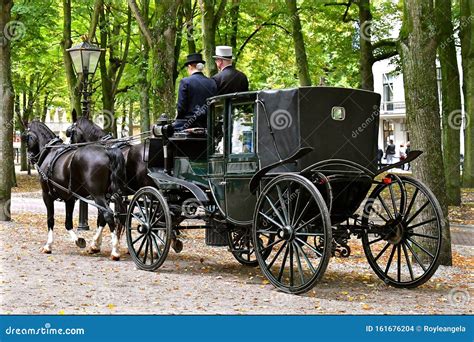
230 103 254 154
212 104 225 155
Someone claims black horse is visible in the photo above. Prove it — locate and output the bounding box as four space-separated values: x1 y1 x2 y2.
25 120 126 260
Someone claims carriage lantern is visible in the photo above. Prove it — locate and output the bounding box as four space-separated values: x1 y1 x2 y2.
67 41 104 231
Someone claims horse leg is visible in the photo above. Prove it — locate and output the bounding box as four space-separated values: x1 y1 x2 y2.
95 197 120 261
41 193 54 254
89 213 106 254
65 199 86 248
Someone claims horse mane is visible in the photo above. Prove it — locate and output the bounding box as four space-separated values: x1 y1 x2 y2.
29 120 56 141
76 116 106 140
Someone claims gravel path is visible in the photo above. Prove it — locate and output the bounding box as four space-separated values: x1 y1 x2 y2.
0 211 472 315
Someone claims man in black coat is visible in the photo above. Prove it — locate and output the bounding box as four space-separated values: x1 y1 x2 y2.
212 46 249 95
175 53 217 131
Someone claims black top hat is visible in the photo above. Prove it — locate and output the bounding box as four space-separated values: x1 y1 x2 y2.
184 53 205 66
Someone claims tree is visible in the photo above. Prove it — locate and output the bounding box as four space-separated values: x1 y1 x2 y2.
436 0 462 205
0 0 14 221
199 0 227 76
460 0 474 187
137 0 150 133
129 0 181 117
286 0 311 86
399 0 452 265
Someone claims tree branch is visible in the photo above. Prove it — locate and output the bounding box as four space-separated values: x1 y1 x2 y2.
113 6 132 97
88 0 104 42
213 0 227 28
128 0 153 47
373 50 398 62
324 0 355 22
372 38 398 50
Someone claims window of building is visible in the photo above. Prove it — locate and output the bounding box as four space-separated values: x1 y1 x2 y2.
383 73 394 111
383 120 394 147
230 103 255 155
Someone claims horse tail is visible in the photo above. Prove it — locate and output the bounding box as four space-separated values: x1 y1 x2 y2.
106 147 126 196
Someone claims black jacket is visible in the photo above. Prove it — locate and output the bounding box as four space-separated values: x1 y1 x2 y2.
212 65 249 95
176 72 217 128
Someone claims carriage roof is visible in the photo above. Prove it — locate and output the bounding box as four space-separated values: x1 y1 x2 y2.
209 86 381 173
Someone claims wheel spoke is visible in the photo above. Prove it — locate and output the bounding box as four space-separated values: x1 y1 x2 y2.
295 237 322 257
372 208 389 222
260 238 284 253
267 241 287 269
132 233 145 246
143 237 149 264
136 233 147 256
289 243 294 286
389 183 399 216
405 200 430 225
151 233 162 258
295 213 321 232
149 235 154 264
404 241 428 272
276 184 289 225
137 200 147 222
406 237 435 259
265 195 286 227
374 242 390 262
293 241 305 285
384 245 396 275
405 188 419 217
151 231 166 245
277 245 290 282
259 211 284 230
295 232 324 237
397 244 401 282
131 213 146 225
377 194 394 220
256 229 278 235
293 197 314 228
294 241 316 273
402 242 415 281
291 185 302 226
409 232 438 239
408 218 437 230
143 195 150 223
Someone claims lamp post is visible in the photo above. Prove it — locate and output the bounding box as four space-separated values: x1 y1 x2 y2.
67 41 104 231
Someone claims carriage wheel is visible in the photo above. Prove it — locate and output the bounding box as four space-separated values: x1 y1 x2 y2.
361 176 443 288
253 174 332 294
228 227 273 267
126 187 172 271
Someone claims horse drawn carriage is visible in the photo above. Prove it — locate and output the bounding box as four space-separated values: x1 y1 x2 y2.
123 86 444 294
26 86 443 294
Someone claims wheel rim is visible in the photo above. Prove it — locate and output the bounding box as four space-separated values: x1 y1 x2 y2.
126 187 171 271
253 175 331 294
228 228 271 266
362 177 442 287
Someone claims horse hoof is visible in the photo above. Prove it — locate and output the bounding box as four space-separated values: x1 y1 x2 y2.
41 247 52 254
172 239 183 253
76 238 86 249
110 255 120 261
88 247 101 254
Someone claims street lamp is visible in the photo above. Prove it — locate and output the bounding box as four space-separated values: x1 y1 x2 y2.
67 41 104 231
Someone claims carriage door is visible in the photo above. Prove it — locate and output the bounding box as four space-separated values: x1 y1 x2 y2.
208 100 226 214
224 101 258 225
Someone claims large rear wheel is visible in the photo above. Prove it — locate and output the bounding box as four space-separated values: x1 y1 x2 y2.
126 187 172 271
361 176 443 288
253 174 332 294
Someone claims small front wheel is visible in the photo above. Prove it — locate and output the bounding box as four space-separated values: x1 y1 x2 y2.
253 174 332 294
126 187 172 271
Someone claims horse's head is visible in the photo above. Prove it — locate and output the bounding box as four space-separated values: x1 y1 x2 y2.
24 121 55 163
67 116 108 143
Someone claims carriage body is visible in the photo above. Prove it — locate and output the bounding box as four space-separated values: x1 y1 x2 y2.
126 86 444 294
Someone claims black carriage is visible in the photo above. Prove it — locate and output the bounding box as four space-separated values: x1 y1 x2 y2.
125 86 444 294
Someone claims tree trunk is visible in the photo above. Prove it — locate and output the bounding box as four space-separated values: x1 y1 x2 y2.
199 0 218 76
41 92 49 122
286 0 311 86
0 0 14 221
61 0 81 115
436 0 462 205
183 0 196 54
230 0 240 51
358 0 375 90
174 5 184 84
128 100 134 136
137 0 151 133
151 1 180 117
460 0 474 187
399 0 452 265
